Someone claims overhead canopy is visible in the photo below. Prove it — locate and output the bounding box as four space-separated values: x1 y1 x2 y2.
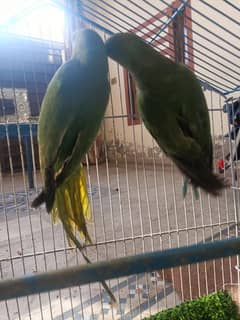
1 0 239 96
78 0 240 96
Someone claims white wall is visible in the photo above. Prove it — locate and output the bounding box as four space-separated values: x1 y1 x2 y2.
103 58 162 162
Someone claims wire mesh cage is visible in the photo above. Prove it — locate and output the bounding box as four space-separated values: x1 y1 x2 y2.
0 0 239 319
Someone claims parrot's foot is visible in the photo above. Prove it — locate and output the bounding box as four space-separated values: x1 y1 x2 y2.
182 178 189 198
182 179 199 200
109 297 118 308
102 287 118 308
193 186 200 200
66 228 117 307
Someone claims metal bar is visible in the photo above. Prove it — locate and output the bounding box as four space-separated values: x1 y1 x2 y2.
1 237 240 301
168 0 240 53
114 62 137 315
144 0 240 65
82 5 231 93
133 0 240 78
182 0 240 41
82 1 235 93
228 121 240 164
103 0 239 85
1 0 239 94
224 86 240 96
0 219 236 264
199 80 225 97
198 0 239 26
149 0 188 43
53 0 238 95
224 0 240 11
23 136 34 189
232 186 240 191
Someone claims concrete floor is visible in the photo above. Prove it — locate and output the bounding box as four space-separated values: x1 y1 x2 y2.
0 161 238 319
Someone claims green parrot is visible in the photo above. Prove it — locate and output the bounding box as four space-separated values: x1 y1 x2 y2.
106 32 227 198
32 28 116 305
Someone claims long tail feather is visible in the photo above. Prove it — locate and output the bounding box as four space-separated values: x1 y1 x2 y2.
51 167 117 306
61 220 117 307
53 168 92 244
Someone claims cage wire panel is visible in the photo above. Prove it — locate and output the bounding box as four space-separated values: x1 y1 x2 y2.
0 0 239 319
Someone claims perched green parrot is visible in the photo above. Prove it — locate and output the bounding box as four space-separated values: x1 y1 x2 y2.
106 32 227 198
32 28 116 305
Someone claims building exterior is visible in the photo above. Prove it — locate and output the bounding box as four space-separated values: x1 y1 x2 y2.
0 34 63 172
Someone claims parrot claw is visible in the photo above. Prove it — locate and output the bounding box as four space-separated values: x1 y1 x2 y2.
182 179 199 200
193 186 200 200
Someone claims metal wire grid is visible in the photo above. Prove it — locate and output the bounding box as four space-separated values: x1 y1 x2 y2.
76 0 240 95
0 0 239 319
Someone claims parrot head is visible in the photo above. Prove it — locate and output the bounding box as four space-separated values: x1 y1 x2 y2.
106 32 151 70
72 28 107 67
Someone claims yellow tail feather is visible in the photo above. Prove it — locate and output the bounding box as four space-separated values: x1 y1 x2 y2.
51 165 92 244
50 166 117 306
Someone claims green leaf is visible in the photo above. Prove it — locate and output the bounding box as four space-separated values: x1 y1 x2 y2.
144 291 239 320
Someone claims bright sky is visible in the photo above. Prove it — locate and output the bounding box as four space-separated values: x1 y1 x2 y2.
0 0 65 42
